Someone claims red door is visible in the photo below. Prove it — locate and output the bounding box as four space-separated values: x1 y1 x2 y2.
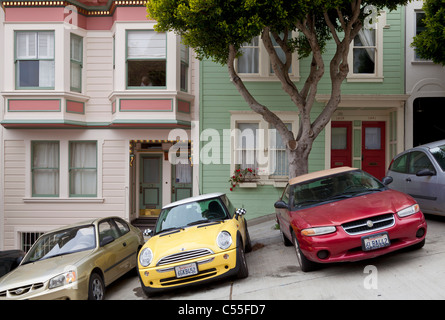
362 121 386 180
331 121 352 168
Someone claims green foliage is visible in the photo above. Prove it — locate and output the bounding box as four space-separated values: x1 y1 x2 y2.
411 0 445 66
147 0 408 65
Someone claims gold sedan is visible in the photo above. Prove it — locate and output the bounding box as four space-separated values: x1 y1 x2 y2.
0 217 144 300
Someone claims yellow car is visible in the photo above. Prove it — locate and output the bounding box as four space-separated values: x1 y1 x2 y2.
138 193 251 297
0 217 144 300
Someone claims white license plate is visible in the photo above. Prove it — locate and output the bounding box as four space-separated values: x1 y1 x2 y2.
362 232 390 251
175 262 198 278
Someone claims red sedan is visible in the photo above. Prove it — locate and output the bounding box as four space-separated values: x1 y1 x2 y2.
275 167 427 272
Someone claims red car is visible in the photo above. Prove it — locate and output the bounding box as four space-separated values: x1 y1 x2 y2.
275 167 427 272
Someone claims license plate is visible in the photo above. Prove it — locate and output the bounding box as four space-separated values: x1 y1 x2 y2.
362 232 390 251
175 262 198 278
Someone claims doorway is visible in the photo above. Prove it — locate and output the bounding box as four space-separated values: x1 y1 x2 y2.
139 154 162 216
362 121 386 180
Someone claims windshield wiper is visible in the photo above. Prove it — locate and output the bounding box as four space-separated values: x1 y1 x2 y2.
187 219 224 227
157 226 184 236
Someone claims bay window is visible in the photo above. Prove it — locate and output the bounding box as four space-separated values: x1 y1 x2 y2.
15 31 55 89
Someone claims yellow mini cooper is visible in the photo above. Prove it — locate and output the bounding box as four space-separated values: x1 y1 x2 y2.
138 193 251 297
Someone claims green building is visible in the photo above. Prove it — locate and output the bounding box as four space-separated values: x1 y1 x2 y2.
198 8 407 220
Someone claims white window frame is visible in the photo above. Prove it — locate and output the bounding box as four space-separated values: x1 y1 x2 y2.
347 11 386 83
235 32 300 82
230 111 299 185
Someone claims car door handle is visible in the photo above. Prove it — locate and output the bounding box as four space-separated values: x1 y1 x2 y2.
123 242 127 247
406 178 411 182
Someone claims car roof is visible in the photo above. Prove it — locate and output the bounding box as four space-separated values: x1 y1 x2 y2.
163 193 225 209
415 139 445 150
288 167 358 186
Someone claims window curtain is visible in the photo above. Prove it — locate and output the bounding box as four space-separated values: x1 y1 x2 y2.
70 142 97 196
238 37 259 74
238 123 258 169
127 31 166 59
270 123 291 176
357 29 376 63
32 142 59 196
175 162 192 184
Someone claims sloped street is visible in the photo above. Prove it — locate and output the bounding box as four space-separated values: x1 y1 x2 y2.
106 214 445 300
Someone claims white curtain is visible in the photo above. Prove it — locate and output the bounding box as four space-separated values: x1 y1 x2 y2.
357 29 376 63
70 142 97 196
175 163 192 184
238 123 258 169
127 30 166 59
33 142 59 196
238 37 259 74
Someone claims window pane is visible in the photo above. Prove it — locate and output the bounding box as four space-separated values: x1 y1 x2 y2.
353 29 375 74
271 123 291 176
71 63 82 90
32 141 59 196
332 127 348 150
408 151 434 174
238 123 258 169
127 60 166 87
238 37 259 74
365 127 381 150
70 142 97 196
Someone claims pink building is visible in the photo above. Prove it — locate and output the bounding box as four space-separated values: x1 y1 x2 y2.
0 1 200 251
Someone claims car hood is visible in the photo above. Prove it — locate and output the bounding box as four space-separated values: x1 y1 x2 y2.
147 221 234 261
294 190 416 227
0 250 92 289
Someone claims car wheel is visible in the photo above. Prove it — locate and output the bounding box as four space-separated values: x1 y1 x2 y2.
236 238 249 279
292 231 318 272
88 272 105 300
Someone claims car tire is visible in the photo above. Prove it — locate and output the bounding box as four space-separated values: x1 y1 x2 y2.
292 231 318 272
88 272 105 300
236 237 249 279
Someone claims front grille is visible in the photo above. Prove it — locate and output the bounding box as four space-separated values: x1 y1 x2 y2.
0 282 44 298
342 213 395 235
157 248 214 266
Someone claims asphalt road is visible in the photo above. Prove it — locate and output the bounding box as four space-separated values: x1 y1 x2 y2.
106 214 445 300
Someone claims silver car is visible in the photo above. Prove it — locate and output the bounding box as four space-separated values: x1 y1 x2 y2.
385 140 445 216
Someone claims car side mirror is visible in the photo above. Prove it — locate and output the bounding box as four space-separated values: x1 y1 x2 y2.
143 228 153 237
235 208 246 218
416 169 435 177
274 200 289 209
100 235 115 247
381 176 393 186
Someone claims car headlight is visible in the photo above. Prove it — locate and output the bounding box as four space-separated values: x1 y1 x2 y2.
139 247 153 267
216 231 233 250
397 204 420 218
301 226 336 236
48 270 76 289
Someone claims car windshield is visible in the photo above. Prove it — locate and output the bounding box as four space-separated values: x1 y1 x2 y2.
22 225 96 264
291 170 385 209
430 144 445 171
155 197 229 234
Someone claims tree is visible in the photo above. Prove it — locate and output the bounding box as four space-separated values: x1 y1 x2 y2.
147 0 408 178
411 0 445 65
